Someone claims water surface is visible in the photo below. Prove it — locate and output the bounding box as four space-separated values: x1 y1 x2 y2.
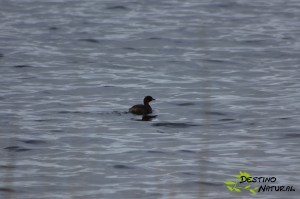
0 0 300 198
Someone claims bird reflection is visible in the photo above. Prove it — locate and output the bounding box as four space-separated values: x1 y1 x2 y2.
141 115 157 121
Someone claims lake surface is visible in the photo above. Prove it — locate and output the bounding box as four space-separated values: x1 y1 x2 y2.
0 0 300 198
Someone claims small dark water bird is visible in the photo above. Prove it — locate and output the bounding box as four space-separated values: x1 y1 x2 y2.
129 96 155 115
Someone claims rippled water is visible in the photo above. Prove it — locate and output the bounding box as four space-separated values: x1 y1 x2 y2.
0 0 300 198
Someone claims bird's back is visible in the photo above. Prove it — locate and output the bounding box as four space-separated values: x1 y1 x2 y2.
129 104 152 115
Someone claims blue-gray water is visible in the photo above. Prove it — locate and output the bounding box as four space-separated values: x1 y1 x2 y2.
0 0 300 198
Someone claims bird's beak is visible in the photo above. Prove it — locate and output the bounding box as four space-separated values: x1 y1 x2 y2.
152 98 156 101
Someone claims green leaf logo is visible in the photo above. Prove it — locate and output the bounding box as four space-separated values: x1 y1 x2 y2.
224 171 259 195
224 181 236 185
